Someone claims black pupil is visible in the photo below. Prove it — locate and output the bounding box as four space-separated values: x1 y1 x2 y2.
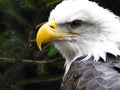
71 20 80 27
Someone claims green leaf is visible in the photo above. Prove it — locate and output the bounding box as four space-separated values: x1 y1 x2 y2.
37 64 46 76
26 0 36 6
48 46 58 57
47 0 62 7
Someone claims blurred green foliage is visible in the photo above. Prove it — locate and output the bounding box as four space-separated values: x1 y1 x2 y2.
0 0 64 90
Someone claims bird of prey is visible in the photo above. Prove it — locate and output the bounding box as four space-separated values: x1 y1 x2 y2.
36 0 120 90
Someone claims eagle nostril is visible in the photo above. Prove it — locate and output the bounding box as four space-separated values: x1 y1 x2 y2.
50 25 55 29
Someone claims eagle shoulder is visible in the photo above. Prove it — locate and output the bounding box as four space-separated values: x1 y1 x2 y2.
61 55 120 90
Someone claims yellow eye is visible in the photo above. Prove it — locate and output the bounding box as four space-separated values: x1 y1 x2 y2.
70 20 82 28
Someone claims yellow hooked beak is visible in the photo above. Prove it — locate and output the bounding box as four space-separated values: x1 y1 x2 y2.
36 20 77 50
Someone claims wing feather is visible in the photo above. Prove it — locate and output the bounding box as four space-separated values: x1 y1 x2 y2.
61 55 120 90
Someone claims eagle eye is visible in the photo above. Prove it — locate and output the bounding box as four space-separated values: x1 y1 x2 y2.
70 20 82 28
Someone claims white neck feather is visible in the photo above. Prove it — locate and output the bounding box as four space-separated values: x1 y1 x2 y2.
51 0 120 75
54 17 120 74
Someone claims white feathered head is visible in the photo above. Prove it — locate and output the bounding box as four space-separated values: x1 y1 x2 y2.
36 0 120 72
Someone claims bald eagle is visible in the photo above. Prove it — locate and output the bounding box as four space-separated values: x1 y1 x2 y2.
36 0 120 90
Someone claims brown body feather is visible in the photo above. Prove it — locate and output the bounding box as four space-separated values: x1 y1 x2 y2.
61 54 120 90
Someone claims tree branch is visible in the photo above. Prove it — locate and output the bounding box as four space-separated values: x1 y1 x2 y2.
0 57 63 64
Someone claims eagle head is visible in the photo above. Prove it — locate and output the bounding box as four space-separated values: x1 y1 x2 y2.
36 0 120 73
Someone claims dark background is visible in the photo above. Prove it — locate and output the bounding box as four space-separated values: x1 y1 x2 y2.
0 0 120 90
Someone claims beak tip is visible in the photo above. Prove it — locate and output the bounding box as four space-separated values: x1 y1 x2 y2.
36 41 42 51
39 47 42 51
38 43 42 51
